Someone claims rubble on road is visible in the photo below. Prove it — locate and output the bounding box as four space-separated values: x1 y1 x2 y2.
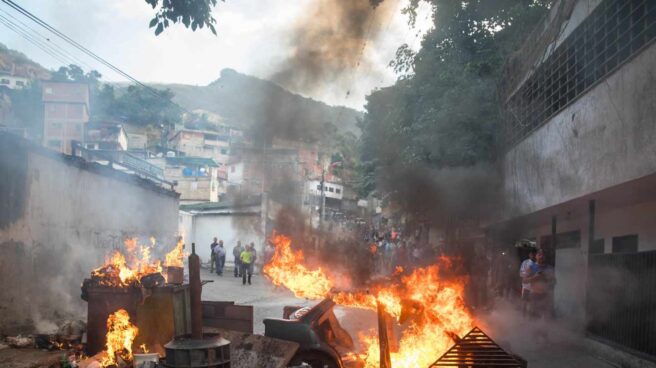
204 327 300 368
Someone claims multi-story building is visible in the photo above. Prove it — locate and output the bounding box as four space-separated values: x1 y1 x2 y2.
149 156 223 204
83 122 128 151
491 0 656 361
168 126 242 165
42 81 90 154
0 71 29 90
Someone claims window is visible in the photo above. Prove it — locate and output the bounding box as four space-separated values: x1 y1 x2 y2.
220 148 228 155
590 239 605 254
45 87 53 94
612 235 638 253
15 81 24 87
336 188 341 194
0 79 9 85
556 230 581 249
329 187 334 193
503 0 656 148
317 185 322 190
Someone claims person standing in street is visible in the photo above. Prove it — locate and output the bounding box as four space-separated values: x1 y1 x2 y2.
233 241 243 278
240 244 255 285
214 240 226 276
519 248 537 316
526 249 555 319
249 241 258 273
210 237 219 273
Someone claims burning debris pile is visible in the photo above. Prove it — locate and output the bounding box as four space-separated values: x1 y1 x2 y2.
264 233 474 368
83 237 185 292
77 236 186 367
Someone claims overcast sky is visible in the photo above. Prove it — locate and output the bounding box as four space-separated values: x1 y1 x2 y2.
0 0 431 109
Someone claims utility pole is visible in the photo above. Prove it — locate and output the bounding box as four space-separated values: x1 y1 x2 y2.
319 166 326 229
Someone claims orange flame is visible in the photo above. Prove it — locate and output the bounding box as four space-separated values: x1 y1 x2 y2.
263 233 333 299
164 236 186 268
263 234 474 368
100 309 138 367
91 238 163 287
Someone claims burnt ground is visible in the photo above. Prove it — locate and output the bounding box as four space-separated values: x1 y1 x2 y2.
0 348 62 368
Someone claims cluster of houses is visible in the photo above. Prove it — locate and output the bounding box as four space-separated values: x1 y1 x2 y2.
1 73 357 265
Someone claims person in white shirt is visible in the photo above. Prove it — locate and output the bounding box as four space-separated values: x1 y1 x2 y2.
519 248 537 316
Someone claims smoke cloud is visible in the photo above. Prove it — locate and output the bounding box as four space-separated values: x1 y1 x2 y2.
272 0 398 96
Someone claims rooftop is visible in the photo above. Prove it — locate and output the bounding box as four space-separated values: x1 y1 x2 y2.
165 156 219 167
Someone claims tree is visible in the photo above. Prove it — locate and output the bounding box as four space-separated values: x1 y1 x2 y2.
112 85 181 127
145 0 222 36
357 0 551 204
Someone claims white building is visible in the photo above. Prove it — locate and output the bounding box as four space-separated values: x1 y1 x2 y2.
0 72 29 89
178 197 264 268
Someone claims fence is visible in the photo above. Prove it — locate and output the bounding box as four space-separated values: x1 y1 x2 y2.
586 250 656 359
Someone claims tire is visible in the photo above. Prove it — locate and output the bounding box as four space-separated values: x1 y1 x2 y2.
288 350 340 368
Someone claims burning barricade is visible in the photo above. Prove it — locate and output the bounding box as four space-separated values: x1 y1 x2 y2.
77 236 189 367
263 233 475 368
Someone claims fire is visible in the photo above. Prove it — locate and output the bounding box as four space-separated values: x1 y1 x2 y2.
263 233 334 299
90 238 163 287
100 309 138 367
140 343 150 354
263 234 474 368
164 236 186 268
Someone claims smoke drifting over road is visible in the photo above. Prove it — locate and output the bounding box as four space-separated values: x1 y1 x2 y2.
272 0 398 96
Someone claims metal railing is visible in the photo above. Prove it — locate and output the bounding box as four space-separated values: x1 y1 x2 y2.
73 144 174 190
586 250 656 359
503 0 656 148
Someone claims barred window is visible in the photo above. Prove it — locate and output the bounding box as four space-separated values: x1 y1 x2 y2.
504 0 656 148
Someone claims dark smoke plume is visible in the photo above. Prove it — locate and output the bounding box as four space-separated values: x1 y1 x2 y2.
271 0 398 96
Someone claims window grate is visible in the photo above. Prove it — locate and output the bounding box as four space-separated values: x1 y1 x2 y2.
503 0 656 148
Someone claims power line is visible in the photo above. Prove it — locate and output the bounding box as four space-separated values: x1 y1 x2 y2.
0 14 69 66
0 7 92 69
0 0 189 115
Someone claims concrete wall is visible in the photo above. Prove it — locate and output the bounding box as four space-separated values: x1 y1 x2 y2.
0 135 179 334
503 42 656 218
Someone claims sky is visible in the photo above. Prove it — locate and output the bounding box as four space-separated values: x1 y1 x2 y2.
0 0 432 110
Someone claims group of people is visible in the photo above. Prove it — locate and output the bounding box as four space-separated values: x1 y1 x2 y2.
519 248 556 318
210 238 258 285
367 226 439 275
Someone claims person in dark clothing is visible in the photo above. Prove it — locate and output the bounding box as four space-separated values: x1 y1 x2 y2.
233 241 243 277
214 240 226 276
210 237 218 273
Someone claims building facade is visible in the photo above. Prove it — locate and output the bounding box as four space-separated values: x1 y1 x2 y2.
168 126 242 165
150 156 223 204
493 0 656 360
42 81 90 154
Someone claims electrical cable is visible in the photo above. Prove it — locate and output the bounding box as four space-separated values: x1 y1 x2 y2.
0 14 69 66
0 0 189 115
0 7 93 70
